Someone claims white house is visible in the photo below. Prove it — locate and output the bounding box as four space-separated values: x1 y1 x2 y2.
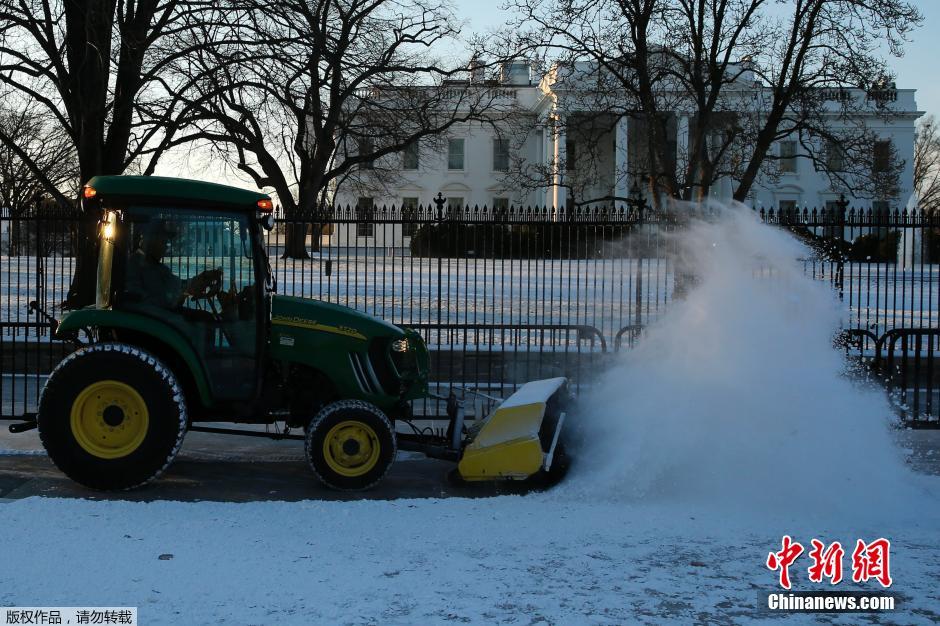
332 60 922 248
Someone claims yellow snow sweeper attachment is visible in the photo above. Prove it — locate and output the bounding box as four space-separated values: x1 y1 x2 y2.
456 377 570 481
398 377 571 483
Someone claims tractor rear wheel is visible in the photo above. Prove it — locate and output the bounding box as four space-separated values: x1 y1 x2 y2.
305 400 396 491
38 343 188 490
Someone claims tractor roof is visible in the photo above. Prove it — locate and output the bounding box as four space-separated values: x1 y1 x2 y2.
85 175 271 210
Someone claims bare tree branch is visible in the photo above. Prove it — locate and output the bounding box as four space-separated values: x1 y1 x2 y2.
171 0 515 257
915 114 940 213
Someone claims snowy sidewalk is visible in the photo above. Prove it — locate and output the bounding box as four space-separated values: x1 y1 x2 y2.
0 495 939 625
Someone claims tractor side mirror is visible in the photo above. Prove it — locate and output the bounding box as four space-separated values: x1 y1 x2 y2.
260 214 275 231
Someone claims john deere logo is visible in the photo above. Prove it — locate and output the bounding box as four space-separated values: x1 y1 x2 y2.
272 315 367 341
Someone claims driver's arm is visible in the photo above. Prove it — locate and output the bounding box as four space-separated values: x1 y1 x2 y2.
181 269 212 297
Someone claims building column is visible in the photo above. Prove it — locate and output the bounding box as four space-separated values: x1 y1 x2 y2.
552 115 567 211
676 113 689 195
542 122 553 207
614 115 629 204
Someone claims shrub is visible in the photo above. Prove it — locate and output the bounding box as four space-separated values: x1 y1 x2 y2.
847 230 900 262
409 221 647 258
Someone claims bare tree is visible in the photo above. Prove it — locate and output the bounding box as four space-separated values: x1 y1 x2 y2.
732 0 920 202
493 0 770 204
0 102 78 215
496 0 921 207
0 0 210 306
0 102 79 256
488 0 665 206
915 114 940 213
169 0 512 258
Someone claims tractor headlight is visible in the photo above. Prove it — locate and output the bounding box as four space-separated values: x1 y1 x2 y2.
391 338 409 353
101 210 117 241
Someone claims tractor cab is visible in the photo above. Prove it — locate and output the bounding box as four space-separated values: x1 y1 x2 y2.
84 176 274 406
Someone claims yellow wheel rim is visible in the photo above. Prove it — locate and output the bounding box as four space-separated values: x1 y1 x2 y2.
69 380 150 459
322 420 381 477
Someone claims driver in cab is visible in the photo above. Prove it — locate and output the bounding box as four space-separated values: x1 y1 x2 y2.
126 219 236 312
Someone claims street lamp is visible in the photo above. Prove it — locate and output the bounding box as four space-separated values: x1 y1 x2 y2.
629 180 643 219
433 192 446 221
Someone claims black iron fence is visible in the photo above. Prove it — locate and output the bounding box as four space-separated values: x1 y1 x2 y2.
2 202 938 424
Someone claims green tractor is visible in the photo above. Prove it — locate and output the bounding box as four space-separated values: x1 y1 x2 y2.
25 176 569 491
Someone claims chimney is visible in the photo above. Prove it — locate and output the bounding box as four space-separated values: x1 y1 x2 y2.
469 56 485 84
500 60 531 86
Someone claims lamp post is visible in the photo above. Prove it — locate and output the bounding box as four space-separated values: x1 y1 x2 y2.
628 180 643 220
433 192 446 221
629 178 645 327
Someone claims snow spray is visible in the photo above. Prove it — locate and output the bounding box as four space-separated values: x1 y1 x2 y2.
564 200 932 520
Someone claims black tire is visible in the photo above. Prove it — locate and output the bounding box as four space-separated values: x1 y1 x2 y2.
37 343 188 490
305 400 396 491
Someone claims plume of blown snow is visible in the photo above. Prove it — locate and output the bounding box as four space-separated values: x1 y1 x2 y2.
564 200 937 523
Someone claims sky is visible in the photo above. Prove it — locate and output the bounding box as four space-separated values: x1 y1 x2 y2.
451 0 940 117
890 0 940 116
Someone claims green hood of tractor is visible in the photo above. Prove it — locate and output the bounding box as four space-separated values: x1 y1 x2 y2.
270 295 405 341
268 294 429 406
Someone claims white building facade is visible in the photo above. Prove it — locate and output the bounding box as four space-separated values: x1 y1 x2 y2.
333 61 922 248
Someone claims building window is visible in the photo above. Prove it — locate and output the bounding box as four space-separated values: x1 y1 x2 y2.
778 200 797 212
873 140 892 173
565 139 576 171
493 138 509 172
403 143 419 170
401 196 419 237
448 138 465 170
356 197 374 237
779 141 797 173
826 140 844 172
446 195 464 219
492 197 510 212
359 137 374 170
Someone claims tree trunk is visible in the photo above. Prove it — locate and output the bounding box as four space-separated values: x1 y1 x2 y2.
734 108 785 202
61 0 117 309
279 188 311 259
310 223 323 253
281 222 311 259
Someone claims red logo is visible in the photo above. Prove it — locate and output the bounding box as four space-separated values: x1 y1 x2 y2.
766 535 804 590
807 539 845 585
851 538 893 588
768 536 892 589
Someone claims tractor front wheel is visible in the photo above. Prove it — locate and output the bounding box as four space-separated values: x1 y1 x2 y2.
37 343 188 490
305 400 396 491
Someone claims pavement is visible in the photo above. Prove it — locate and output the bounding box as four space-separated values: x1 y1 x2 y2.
0 417 938 502
0 422 546 502
3 369 940 501
893 427 940 475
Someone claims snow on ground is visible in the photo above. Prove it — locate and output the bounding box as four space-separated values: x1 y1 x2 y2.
2 204 940 624
1 495 939 625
